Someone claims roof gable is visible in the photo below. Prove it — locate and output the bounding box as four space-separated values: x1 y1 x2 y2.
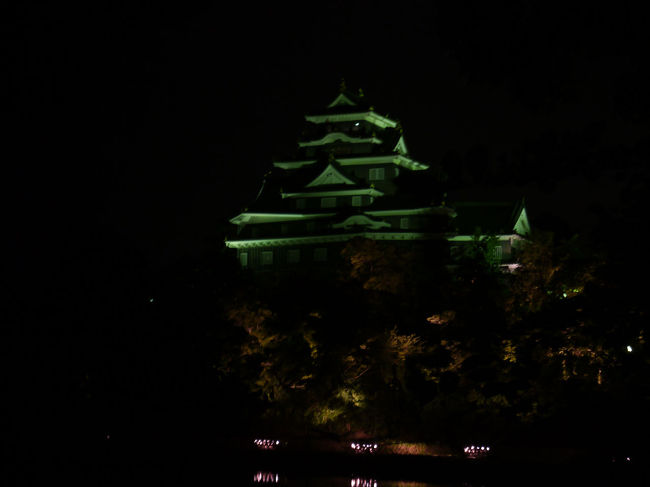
393 135 408 155
327 93 357 108
451 200 530 236
332 214 391 230
306 163 356 188
513 206 531 236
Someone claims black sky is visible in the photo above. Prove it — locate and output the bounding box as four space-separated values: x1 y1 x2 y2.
8 2 650 279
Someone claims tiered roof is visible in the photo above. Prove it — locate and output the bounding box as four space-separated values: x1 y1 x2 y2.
226 89 451 255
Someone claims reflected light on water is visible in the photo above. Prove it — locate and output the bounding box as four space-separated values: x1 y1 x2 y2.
253 471 279 483
351 478 377 487
254 439 281 450
463 445 490 459
350 442 379 453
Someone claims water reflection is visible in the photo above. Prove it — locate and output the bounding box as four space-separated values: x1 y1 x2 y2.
350 478 377 487
253 471 280 483
250 474 462 486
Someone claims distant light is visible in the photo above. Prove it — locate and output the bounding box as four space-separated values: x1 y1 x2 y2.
354 122 360 126
627 345 633 352
149 297 154 303
464 444 490 458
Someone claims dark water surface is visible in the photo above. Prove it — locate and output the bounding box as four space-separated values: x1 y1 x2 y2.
12 439 644 486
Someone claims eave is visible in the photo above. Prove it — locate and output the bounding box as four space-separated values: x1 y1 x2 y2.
304 111 398 129
273 154 429 171
273 159 317 169
298 132 382 147
225 231 444 249
367 207 456 218
230 212 336 225
281 188 384 199
447 234 527 242
338 154 429 170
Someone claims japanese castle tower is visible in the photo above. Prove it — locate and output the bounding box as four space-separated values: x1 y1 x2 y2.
226 89 530 271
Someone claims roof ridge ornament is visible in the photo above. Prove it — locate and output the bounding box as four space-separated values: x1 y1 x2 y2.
339 78 346 93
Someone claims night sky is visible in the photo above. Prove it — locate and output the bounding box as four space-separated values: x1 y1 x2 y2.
8 2 650 297
8 4 650 471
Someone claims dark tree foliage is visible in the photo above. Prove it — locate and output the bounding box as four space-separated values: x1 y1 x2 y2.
218 232 649 451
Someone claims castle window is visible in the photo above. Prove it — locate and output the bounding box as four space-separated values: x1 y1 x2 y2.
321 197 336 208
281 223 289 234
261 251 273 266
491 246 503 263
239 252 248 268
296 199 306 210
400 217 409 229
351 195 362 207
306 221 316 232
314 247 327 262
287 249 300 263
369 167 385 181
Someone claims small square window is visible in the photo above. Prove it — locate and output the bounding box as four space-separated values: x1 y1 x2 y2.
281 223 289 234
351 195 362 207
239 252 248 268
287 249 300 263
491 246 503 262
296 199 306 210
306 222 316 232
400 217 409 229
369 168 385 181
261 251 273 265
321 197 336 208
314 247 327 262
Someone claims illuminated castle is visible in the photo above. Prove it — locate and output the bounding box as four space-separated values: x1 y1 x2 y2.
226 89 530 271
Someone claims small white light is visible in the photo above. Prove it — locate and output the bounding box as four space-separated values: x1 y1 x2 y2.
276 440 280 444
354 122 360 126
351 443 356 448
374 444 377 449
627 345 633 352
